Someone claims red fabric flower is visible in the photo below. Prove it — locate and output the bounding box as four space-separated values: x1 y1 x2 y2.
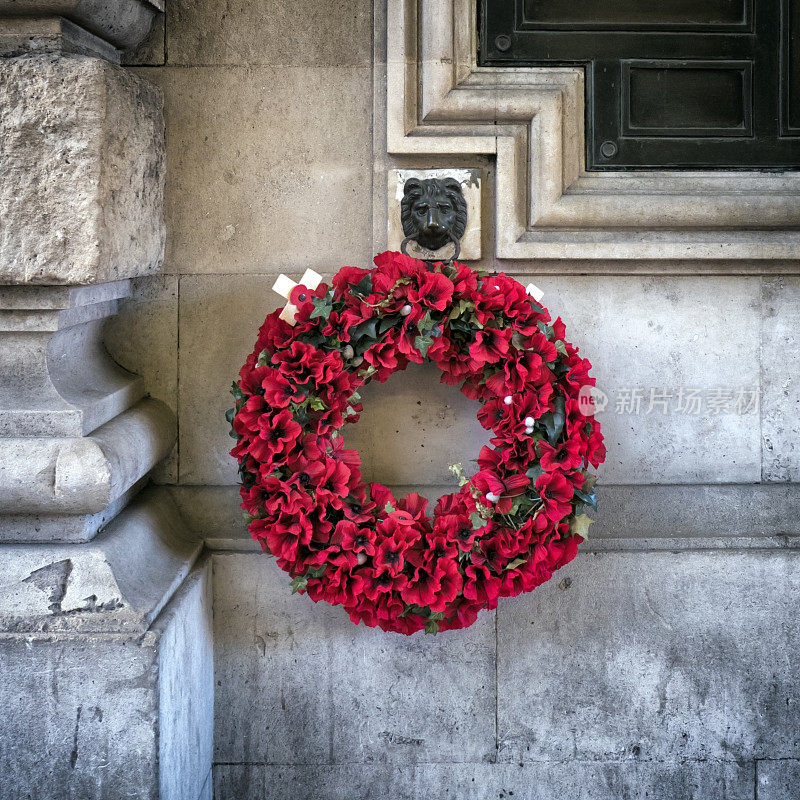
535 471 575 522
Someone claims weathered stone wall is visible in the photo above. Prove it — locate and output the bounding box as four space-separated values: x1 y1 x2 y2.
96 0 799 798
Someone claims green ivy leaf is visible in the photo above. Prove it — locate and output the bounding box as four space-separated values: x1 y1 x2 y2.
308 396 326 411
511 331 529 351
352 274 373 298
505 556 528 571
573 487 597 510
310 294 333 320
571 513 594 539
541 396 566 444
555 340 568 357
470 511 487 530
290 575 308 594
230 381 245 402
448 298 473 320
414 333 435 357
424 620 440 635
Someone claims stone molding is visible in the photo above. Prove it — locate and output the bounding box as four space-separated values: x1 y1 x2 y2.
384 0 800 262
0 281 177 544
0 398 175 516
0 281 144 437
0 0 162 51
172 483 800 553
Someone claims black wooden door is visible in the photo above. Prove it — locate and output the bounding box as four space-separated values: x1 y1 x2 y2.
480 0 800 169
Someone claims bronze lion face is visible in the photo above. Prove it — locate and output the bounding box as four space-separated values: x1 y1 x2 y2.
400 177 468 252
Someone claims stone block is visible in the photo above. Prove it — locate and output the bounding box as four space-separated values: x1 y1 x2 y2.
343 359 490 486
104 275 178 482
213 761 754 800
155 561 214 800
142 65 371 275
762 278 800 482
0 561 212 800
168 485 245 544
589 483 800 546
0 635 160 799
178 274 284 485
0 54 164 285
212 553 497 765
757 760 800 800
496 551 800 763
167 0 372 67
522 275 762 484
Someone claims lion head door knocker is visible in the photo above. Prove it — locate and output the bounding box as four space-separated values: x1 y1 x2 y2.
400 177 468 262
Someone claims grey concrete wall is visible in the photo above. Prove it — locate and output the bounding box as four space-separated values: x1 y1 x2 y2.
106 0 800 797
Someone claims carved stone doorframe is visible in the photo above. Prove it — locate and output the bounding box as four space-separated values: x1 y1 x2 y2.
379 0 800 265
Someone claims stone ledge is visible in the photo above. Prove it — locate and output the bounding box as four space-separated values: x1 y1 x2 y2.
213 761 755 800
0 0 161 50
0 54 164 284
170 483 800 552
0 487 202 633
0 16 119 61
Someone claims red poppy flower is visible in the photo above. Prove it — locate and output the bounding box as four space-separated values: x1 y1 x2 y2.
335 520 377 556
401 564 442 607
373 530 410 575
463 564 502 605
429 558 463 612
537 439 583 472
261 370 305 408
362 567 408 602
408 271 454 311
535 471 575 522
471 469 530 514
248 409 301 467
468 327 512 369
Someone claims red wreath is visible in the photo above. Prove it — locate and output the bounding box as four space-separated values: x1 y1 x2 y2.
228 251 605 634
